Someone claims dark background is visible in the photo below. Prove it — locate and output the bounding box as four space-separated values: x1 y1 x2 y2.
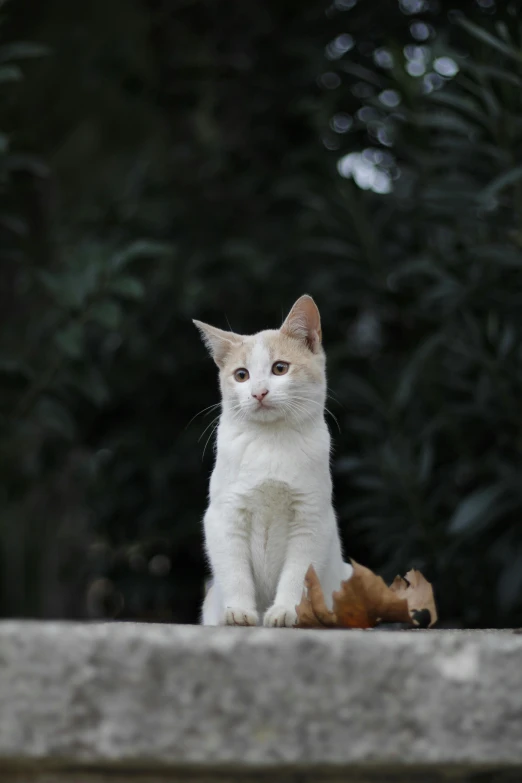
1 0 521 628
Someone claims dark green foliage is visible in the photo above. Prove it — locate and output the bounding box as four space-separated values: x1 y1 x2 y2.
1 0 521 626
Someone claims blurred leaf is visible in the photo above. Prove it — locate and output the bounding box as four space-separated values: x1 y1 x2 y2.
462 62 522 88
89 300 122 330
35 397 75 440
394 334 445 409
497 549 522 612
448 485 507 535
427 91 492 130
39 271 90 310
409 110 477 135
5 153 49 176
0 42 50 62
69 366 110 406
55 323 83 359
457 16 522 64
338 374 385 412
0 213 26 235
335 456 366 474
0 357 33 380
109 276 145 300
418 442 434 484
110 241 172 271
0 64 22 83
479 166 522 203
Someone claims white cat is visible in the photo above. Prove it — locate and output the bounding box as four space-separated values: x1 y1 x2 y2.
193 294 351 627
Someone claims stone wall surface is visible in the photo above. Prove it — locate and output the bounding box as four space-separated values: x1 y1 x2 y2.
0 622 521 782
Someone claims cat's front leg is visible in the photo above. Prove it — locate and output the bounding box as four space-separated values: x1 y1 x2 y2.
264 524 323 628
204 503 258 627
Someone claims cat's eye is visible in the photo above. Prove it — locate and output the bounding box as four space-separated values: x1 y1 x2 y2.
234 368 249 382
272 361 289 376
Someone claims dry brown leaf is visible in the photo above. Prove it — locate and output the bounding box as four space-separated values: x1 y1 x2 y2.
334 560 412 628
295 560 437 629
295 565 338 628
389 569 438 628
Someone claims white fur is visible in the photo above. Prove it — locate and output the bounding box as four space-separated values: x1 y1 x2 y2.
196 307 351 627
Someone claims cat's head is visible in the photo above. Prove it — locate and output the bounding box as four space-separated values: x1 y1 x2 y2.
193 295 326 425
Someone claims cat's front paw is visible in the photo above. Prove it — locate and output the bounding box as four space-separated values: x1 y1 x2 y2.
223 607 259 627
263 604 297 628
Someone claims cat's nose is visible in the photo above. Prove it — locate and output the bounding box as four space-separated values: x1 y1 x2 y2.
252 389 269 401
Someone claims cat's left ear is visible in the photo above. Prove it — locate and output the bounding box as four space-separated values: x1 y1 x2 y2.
281 294 322 353
193 320 241 368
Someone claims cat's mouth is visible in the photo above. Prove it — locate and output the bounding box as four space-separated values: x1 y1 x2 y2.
251 399 277 416
254 400 272 410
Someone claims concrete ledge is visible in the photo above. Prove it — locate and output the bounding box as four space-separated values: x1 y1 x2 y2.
0 622 521 782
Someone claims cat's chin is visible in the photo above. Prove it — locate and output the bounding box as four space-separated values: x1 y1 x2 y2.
245 404 284 424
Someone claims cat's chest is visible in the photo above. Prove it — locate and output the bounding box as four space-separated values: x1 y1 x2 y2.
213 425 329 493
247 480 293 603
246 479 295 523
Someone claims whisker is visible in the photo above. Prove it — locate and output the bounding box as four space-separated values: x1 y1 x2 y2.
325 408 341 433
185 402 221 430
202 422 220 461
198 414 221 443
286 394 342 433
327 388 345 408
282 399 316 428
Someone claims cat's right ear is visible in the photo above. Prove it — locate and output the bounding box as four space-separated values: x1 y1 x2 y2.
193 320 241 368
281 294 322 353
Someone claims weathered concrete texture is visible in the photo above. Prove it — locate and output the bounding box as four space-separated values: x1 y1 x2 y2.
0 623 521 782
4 773 522 783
